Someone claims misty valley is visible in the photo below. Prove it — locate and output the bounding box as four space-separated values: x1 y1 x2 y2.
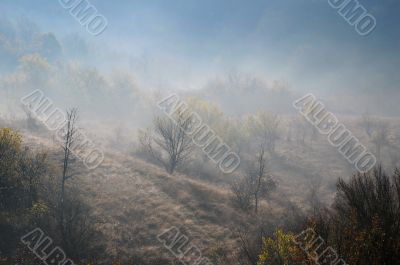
0 1 399 265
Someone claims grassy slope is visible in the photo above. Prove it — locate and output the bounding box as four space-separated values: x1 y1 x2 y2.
19 117 400 263
22 133 249 263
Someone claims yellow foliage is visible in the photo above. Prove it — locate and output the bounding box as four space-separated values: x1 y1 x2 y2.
0 128 22 151
17 54 51 87
185 97 240 146
18 53 50 73
338 211 387 265
257 228 311 265
0 128 22 180
186 97 224 126
29 201 49 218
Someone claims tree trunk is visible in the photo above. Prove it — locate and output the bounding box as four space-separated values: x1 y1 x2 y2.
255 193 258 214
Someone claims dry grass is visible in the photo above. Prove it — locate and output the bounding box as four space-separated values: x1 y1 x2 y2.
16 116 400 263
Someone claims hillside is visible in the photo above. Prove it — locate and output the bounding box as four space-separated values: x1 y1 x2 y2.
20 131 308 264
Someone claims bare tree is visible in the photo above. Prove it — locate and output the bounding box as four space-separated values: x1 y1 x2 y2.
139 113 194 174
59 108 78 232
57 108 96 256
253 144 266 214
231 145 276 214
231 177 253 212
236 228 261 265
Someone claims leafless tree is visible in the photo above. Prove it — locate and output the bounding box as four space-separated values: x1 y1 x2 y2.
231 177 253 212
231 145 276 214
236 228 260 265
247 144 278 213
139 113 194 174
253 144 266 214
59 108 78 233
56 108 96 256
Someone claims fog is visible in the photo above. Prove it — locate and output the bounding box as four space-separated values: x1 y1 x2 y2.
1 1 399 264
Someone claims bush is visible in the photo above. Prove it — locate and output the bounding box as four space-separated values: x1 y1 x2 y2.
304 166 400 265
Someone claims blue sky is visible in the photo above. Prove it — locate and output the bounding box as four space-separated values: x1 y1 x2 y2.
1 0 399 114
